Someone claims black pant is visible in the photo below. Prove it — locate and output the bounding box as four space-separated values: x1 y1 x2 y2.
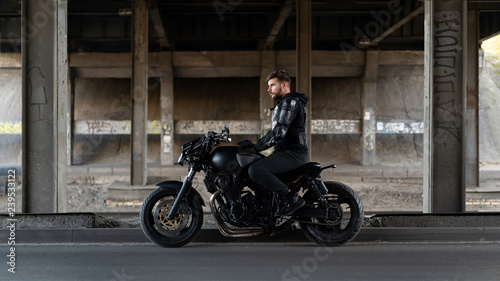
248 150 308 197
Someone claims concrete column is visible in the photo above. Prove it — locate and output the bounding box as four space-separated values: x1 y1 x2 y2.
296 0 312 159
464 2 479 188
423 0 465 213
67 63 74 166
361 50 379 166
22 0 68 213
160 53 174 165
131 0 149 185
260 50 275 137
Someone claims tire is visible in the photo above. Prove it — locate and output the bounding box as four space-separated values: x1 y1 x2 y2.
140 187 203 248
300 181 364 246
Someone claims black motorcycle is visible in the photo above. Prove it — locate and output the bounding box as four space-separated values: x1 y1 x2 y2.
140 126 364 247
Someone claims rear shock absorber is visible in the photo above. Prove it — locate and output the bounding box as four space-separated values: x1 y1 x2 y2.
308 179 328 207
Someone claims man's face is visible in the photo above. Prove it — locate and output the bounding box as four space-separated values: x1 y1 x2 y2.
268 78 286 101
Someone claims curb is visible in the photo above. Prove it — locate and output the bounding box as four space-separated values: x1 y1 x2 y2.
2 227 500 244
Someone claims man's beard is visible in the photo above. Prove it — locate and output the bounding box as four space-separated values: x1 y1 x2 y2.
271 88 282 102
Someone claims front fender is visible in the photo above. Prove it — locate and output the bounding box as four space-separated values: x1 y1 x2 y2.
155 180 206 207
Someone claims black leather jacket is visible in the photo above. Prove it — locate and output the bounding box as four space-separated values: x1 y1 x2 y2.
255 92 308 154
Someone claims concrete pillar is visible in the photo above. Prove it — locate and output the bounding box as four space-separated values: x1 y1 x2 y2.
464 2 479 188
131 0 149 185
361 50 379 166
296 0 312 159
260 50 275 137
423 0 466 213
67 64 74 166
22 0 68 213
160 52 174 165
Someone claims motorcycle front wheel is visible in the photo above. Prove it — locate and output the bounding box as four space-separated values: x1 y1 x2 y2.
300 181 364 246
140 187 203 247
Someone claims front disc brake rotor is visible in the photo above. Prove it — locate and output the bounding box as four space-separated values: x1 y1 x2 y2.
154 199 191 231
159 205 183 228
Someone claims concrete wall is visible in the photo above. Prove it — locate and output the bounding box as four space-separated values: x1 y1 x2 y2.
68 74 424 165
0 64 425 166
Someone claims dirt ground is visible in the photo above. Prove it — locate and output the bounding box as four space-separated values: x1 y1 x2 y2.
62 180 500 213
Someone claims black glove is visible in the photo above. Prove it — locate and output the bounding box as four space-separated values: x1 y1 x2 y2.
238 140 257 154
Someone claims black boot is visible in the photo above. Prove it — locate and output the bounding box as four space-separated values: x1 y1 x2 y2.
275 191 305 217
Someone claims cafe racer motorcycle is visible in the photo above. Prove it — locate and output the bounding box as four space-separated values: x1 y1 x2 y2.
140 126 364 247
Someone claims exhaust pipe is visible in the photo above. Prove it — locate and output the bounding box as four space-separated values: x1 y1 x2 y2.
209 191 265 238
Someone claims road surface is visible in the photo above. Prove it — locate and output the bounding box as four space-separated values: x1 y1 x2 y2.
2 242 499 281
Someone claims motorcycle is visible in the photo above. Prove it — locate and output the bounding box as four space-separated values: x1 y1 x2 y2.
140 126 364 247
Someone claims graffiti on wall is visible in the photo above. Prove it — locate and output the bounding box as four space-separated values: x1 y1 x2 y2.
433 11 462 143
176 120 261 135
376 121 424 134
74 120 162 135
311 119 361 134
28 66 49 125
0 122 22 134
2 119 425 135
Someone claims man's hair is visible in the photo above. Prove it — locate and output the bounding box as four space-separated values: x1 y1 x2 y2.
266 69 291 84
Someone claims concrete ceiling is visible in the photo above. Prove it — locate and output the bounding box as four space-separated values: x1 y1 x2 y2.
0 0 499 53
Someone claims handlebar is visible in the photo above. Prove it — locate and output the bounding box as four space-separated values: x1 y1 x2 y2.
179 126 231 166
204 125 231 144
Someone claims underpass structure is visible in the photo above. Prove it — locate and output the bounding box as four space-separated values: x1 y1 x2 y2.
1 0 500 214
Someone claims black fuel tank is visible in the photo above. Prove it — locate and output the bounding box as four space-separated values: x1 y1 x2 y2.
208 146 240 174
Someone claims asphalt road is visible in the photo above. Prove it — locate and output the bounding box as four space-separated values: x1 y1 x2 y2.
2 242 500 281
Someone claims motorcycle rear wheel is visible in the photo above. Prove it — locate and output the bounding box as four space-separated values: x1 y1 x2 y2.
300 181 364 246
140 187 203 247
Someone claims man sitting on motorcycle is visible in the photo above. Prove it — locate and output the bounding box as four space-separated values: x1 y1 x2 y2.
239 69 309 217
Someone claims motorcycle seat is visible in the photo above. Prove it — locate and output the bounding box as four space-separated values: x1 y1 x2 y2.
276 162 321 182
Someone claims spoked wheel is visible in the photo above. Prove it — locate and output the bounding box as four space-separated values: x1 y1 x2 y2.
140 187 203 247
300 181 364 246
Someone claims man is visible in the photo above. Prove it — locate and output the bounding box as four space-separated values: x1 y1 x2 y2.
240 69 308 217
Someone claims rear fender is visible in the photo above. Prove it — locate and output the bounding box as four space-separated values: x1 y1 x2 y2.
155 180 206 207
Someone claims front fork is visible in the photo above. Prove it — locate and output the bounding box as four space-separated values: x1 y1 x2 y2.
166 166 197 220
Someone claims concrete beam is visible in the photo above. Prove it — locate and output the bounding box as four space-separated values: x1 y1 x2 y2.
260 51 275 137
370 5 425 46
67 63 75 166
22 0 68 213
149 3 170 50
264 0 293 50
160 53 174 165
464 2 479 188
130 0 149 185
423 0 466 213
4 50 424 70
0 53 21 68
69 119 423 135
361 50 380 166
296 0 312 159
42 50 422 78
73 120 161 135
175 120 261 135
9 117 428 136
